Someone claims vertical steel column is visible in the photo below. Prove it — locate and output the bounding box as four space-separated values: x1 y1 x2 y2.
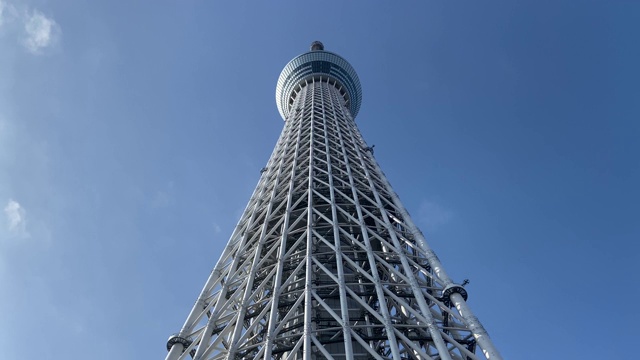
330 85 403 360
225 112 299 359
302 83 315 360
166 138 282 360
342 115 454 360
320 79 355 360
263 91 306 360
366 151 503 360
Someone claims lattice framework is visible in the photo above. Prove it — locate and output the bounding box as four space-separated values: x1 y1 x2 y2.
165 48 502 360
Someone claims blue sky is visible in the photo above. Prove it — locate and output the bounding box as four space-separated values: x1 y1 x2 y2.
1 1 639 359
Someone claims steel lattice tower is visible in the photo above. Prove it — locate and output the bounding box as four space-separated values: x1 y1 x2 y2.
165 42 502 360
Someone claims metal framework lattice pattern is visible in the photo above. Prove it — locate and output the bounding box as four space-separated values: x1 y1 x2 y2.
165 56 501 360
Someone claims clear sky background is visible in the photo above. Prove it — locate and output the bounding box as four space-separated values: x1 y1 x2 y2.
1 1 639 359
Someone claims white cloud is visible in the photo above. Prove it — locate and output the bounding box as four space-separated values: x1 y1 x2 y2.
23 9 59 54
4 199 29 238
417 200 453 231
0 1 60 54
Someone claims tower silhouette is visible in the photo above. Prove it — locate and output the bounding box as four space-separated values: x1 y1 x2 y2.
165 42 502 360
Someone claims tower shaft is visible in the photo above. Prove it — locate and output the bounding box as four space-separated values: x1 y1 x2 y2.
165 44 501 360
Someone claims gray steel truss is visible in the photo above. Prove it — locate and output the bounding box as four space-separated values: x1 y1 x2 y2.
165 45 502 360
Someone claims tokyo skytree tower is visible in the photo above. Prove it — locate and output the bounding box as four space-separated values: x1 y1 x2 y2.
165 42 502 360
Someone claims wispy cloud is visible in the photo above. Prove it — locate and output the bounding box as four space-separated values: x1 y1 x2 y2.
0 0 17 28
0 1 7 27
23 9 59 54
151 190 171 208
151 181 174 208
417 200 453 231
4 199 29 238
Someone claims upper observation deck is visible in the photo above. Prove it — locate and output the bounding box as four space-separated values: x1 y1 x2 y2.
276 41 362 121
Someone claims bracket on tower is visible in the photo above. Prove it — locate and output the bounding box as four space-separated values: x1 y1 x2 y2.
442 284 469 307
166 334 192 352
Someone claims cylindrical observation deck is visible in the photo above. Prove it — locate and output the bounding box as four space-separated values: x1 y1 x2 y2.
276 41 362 121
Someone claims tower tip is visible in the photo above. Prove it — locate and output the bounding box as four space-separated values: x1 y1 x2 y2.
310 41 324 51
